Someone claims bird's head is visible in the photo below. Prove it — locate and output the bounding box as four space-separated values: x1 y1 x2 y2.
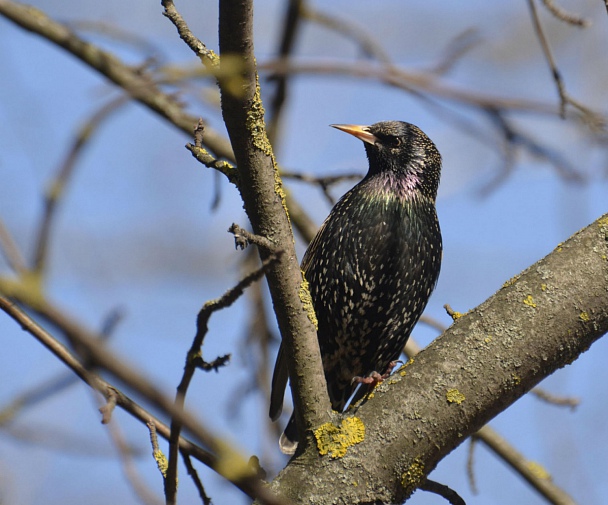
331 121 441 201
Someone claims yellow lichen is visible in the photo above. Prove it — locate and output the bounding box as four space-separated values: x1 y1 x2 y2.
246 74 272 156
541 283 547 292
450 311 463 321
597 215 608 228
523 295 537 308
299 272 318 329
314 417 365 458
215 441 256 481
502 274 520 288
401 457 425 495
398 357 414 375
446 389 465 404
555 242 563 252
153 449 169 478
526 461 551 480
484 335 493 344
0 272 45 308
511 373 521 385
580 311 590 322
274 166 290 221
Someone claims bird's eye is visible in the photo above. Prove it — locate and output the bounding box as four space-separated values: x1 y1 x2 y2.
387 137 402 148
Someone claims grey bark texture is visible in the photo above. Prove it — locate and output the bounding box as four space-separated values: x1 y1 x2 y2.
269 214 608 505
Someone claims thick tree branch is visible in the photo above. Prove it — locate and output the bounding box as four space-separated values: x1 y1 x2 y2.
270 214 608 504
218 0 331 446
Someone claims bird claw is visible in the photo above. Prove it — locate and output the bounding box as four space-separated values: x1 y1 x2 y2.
351 360 401 386
352 371 384 385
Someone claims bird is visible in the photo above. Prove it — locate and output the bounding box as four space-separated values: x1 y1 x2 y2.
269 120 443 454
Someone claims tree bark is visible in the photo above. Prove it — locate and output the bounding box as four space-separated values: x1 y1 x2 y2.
269 214 608 504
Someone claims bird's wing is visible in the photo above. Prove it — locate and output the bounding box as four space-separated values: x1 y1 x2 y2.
269 343 289 421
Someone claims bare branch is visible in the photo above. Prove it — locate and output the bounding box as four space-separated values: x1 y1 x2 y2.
527 0 597 121
0 297 286 505
182 452 212 505
541 0 590 27
476 425 576 505
530 388 580 409
161 0 219 70
165 252 282 504
302 5 392 64
419 479 466 505
0 218 27 274
33 96 127 274
266 0 305 146
218 0 331 447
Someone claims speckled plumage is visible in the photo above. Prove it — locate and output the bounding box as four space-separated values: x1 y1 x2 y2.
270 121 443 454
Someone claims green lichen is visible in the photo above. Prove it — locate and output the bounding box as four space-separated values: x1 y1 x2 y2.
597 215 608 228
446 389 465 405
314 417 365 458
401 457 425 495
523 295 537 308
511 373 521 385
299 271 318 330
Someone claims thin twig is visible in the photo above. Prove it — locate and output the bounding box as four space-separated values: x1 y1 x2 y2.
302 5 392 64
527 0 567 117
476 425 576 505
480 108 583 195
0 218 27 274
267 0 305 146
165 252 283 505
103 411 163 505
229 223 278 252
161 0 219 70
419 479 466 505
281 170 363 206
186 119 238 185
182 452 212 505
0 296 287 505
429 28 481 76
530 387 580 409
541 0 590 27
467 436 479 495
0 307 123 424
527 0 598 123
33 97 128 273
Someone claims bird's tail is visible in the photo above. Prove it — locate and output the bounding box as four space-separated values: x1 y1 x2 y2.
279 412 299 455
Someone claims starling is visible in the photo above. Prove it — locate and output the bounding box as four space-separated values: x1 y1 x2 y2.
269 121 443 454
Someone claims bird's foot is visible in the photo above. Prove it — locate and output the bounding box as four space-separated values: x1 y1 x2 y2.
352 370 384 385
351 361 401 386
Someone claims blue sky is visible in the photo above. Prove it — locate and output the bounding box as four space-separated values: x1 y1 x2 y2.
1 1 607 504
